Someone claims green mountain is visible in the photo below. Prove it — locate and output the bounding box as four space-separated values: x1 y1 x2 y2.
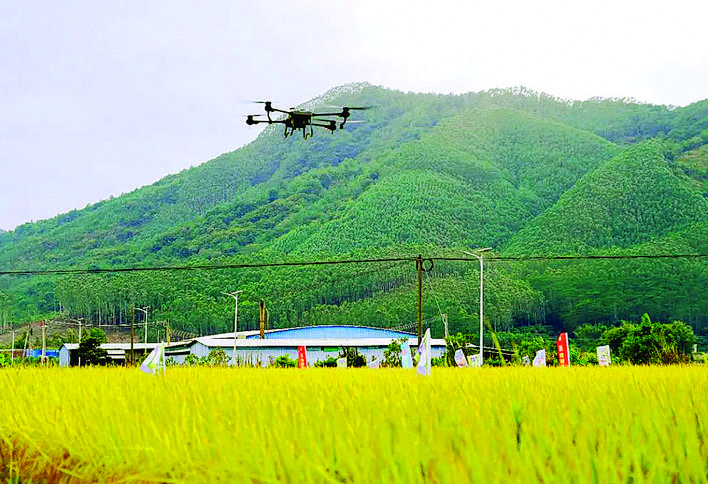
505 140 708 255
1 83 706 338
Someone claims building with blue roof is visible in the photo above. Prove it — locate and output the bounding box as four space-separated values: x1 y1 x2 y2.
166 325 446 367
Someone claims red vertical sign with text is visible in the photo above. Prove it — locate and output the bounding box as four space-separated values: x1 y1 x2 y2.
556 332 570 366
297 346 308 368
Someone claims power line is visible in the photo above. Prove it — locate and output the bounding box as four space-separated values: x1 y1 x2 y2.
0 253 705 277
0 257 415 277
443 254 708 262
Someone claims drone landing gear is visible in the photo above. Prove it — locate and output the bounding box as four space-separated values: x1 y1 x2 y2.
283 125 314 139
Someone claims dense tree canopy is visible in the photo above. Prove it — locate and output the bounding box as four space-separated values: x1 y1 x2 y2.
0 84 706 341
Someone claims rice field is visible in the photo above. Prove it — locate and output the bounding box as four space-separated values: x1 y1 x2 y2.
0 366 706 483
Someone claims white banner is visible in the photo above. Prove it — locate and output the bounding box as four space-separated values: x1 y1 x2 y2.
532 349 546 367
401 340 414 369
468 353 481 367
597 345 611 366
140 344 165 375
454 349 468 367
416 328 432 376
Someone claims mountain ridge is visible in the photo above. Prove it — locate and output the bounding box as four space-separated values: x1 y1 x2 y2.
1 84 706 337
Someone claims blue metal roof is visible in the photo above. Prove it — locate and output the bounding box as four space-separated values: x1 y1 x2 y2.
245 325 415 340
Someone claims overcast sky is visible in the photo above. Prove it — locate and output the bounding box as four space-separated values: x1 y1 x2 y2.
1 0 706 231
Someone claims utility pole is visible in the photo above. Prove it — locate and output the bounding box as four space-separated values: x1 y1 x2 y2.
41 321 46 365
259 299 266 339
416 255 423 342
130 304 135 366
135 307 149 345
68 318 83 366
25 324 31 358
11 330 14 364
462 248 491 366
222 290 243 365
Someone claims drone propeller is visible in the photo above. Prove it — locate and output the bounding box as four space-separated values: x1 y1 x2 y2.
243 100 276 113
320 104 373 110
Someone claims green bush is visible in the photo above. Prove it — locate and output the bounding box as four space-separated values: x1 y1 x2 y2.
314 357 338 368
603 314 696 364
273 355 297 368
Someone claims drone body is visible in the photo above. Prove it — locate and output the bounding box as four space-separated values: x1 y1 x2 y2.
246 101 368 139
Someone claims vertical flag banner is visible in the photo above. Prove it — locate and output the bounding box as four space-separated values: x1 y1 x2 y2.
556 332 570 366
417 328 432 376
597 345 611 366
454 349 469 367
532 349 546 367
468 353 481 367
140 344 166 375
297 346 308 368
401 340 414 369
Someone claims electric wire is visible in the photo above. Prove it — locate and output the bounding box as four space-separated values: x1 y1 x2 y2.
1 253 705 277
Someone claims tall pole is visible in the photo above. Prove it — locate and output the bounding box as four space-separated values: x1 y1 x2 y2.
462 248 491 366
135 307 149 345
416 255 423 342
223 290 243 365
11 330 15 364
479 255 484 365
41 321 46 365
130 305 135 366
68 318 83 367
259 299 266 339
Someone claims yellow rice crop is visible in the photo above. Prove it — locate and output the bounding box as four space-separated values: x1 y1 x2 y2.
0 366 706 483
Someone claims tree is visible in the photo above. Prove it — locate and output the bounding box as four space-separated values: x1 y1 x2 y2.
382 338 406 367
339 347 366 367
206 348 229 367
603 314 696 364
272 355 297 368
77 336 108 366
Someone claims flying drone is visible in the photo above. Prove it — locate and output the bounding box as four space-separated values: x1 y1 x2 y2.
245 102 370 139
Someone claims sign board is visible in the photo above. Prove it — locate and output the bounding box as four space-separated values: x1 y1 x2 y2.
454 349 469 367
556 333 570 366
468 353 481 367
597 345 611 366
297 346 308 368
532 349 546 367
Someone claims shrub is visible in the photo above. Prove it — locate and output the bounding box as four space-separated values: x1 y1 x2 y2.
314 357 338 368
273 355 297 368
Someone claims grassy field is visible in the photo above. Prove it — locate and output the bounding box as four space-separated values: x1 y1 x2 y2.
0 366 706 483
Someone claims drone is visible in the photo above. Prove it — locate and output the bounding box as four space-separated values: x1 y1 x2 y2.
246 102 369 139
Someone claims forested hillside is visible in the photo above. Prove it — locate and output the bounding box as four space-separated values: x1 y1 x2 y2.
1 83 706 340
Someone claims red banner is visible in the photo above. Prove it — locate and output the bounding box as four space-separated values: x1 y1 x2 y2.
297 346 308 368
556 332 570 366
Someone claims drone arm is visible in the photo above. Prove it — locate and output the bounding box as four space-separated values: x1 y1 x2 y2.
246 117 287 126
310 120 338 132
310 111 344 117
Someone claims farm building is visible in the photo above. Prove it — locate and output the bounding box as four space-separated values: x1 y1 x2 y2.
58 342 162 367
166 325 446 366
58 326 447 367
